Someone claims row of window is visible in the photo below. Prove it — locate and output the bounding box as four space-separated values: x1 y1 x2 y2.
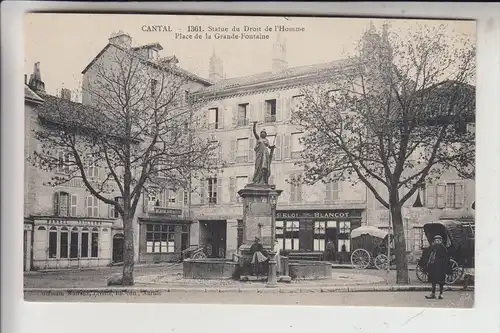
275 221 351 252
145 224 189 253
414 182 465 209
199 176 340 205
37 226 100 259
206 95 305 130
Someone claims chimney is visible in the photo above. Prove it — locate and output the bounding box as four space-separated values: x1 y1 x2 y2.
61 88 72 101
209 48 224 82
272 33 288 73
28 62 45 94
108 30 132 48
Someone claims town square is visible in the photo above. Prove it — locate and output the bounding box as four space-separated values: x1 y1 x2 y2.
21 13 475 307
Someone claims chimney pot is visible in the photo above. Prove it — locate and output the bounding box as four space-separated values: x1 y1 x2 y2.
61 88 72 101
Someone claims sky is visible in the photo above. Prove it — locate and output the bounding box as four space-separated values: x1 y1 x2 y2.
24 14 476 100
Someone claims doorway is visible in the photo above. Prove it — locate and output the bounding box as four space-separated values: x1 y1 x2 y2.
203 221 227 258
112 234 124 263
326 227 337 247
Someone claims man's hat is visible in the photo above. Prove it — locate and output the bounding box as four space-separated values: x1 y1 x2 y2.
434 235 443 240
255 236 260 241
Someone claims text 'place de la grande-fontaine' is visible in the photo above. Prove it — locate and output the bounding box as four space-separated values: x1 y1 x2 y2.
22 26 475 272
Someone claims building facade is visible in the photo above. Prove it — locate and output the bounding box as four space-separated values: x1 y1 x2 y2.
23 31 211 270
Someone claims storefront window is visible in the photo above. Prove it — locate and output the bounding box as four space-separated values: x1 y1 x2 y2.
60 227 69 258
91 228 99 257
338 221 351 252
181 225 189 251
146 224 175 253
49 227 58 258
313 221 326 251
275 221 299 250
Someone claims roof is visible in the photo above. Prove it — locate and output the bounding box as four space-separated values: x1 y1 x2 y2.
194 58 352 95
351 226 388 239
81 43 211 86
132 42 163 51
25 85 44 104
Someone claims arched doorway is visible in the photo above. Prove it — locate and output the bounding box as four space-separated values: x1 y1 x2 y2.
112 233 124 263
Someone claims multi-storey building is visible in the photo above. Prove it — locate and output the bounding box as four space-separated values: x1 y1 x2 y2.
190 27 475 262
24 31 212 270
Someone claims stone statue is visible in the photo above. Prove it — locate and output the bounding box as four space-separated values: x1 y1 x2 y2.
251 121 275 185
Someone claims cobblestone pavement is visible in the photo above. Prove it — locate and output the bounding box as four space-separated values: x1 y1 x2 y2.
24 263 423 289
24 290 474 308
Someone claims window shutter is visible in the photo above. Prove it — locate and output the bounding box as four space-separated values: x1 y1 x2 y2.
248 138 255 163
232 105 238 127
218 143 223 163
219 107 225 129
71 195 78 216
177 190 184 207
283 135 291 159
426 185 436 208
93 197 99 217
436 184 446 208
142 192 148 213
53 192 60 216
200 179 206 205
259 101 266 122
230 140 236 162
229 177 236 203
333 181 340 200
274 135 282 160
217 178 222 204
85 196 90 216
204 109 209 130
325 182 332 203
454 184 464 208
284 96 291 122
248 103 254 123
276 97 283 122
297 180 303 202
289 175 296 202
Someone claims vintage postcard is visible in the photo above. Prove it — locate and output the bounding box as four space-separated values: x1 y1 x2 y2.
23 13 476 308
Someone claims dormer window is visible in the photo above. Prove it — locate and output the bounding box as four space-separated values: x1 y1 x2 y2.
149 49 159 60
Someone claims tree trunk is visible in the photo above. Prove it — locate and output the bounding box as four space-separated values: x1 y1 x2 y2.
390 202 410 284
121 213 135 286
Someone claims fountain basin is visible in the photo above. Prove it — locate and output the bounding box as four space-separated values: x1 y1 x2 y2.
288 260 332 280
183 258 238 280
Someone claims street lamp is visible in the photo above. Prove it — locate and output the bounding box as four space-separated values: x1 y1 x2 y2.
267 191 279 288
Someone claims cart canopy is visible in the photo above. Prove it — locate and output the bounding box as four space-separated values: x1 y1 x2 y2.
351 226 388 239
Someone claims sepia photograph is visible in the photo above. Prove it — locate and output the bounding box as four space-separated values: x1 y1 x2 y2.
22 13 476 308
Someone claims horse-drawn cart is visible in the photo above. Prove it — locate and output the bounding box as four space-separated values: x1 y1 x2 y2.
350 226 394 270
415 220 475 284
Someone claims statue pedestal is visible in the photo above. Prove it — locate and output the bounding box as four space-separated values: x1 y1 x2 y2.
237 184 282 277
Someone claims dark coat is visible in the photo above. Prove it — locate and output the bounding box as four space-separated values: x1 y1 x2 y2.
250 242 264 255
426 243 449 284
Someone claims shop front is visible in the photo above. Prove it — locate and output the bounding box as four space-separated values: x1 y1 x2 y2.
275 209 363 256
138 216 191 263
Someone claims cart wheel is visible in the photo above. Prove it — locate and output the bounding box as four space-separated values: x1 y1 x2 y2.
351 249 370 269
416 264 428 283
192 251 207 260
446 259 465 284
374 254 389 271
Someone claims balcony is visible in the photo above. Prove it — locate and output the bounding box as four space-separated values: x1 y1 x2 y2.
237 118 249 127
265 115 277 123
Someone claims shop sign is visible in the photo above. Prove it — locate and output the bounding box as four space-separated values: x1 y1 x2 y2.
276 210 362 219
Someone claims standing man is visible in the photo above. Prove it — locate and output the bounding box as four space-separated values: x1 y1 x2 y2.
425 235 449 300
250 237 268 276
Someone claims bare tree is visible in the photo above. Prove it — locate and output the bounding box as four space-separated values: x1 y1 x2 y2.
31 47 223 285
292 23 475 283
